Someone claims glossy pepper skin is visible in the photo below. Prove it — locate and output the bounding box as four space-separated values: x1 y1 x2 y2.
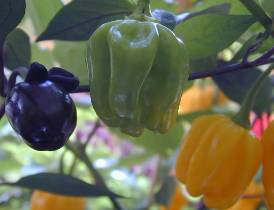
175 114 262 209
5 63 77 151
262 121 274 209
31 190 86 210
87 19 189 137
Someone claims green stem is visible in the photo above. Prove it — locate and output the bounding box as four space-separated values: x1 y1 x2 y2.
239 0 272 29
65 143 123 210
233 65 273 128
132 0 151 18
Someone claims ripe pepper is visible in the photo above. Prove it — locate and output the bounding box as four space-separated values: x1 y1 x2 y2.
178 82 227 114
262 121 274 209
31 190 86 210
175 114 262 209
227 181 263 210
87 19 189 137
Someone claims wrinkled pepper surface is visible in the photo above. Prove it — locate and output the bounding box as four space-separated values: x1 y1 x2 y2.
175 114 262 209
262 121 274 209
87 19 189 136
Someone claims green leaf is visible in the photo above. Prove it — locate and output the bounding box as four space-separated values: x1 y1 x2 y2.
213 67 272 114
37 0 136 41
0 0 26 41
192 0 250 15
3 28 31 69
53 41 88 84
25 0 63 34
190 55 217 73
175 14 256 59
2 173 122 198
127 124 184 157
258 0 274 18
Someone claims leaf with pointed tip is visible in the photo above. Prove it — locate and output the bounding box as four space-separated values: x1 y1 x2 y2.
3 29 31 70
37 0 136 41
0 0 26 42
2 173 123 198
175 14 256 59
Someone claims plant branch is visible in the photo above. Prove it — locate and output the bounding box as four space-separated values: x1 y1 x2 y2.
82 120 101 150
65 142 123 210
239 0 272 29
189 46 274 80
0 42 7 97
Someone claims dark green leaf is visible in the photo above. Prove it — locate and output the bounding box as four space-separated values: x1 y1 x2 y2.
176 3 231 24
37 0 136 41
192 0 250 15
26 0 63 34
258 0 274 18
0 0 26 41
2 173 122 198
175 14 256 59
190 55 217 73
213 68 272 113
3 29 31 69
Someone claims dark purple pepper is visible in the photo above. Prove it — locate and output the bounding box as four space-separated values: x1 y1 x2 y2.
5 80 76 151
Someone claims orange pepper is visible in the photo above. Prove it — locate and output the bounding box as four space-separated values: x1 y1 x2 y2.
168 187 188 210
175 114 262 209
31 190 86 210
262 121 274 209
178 84 227 114
226 181 263 210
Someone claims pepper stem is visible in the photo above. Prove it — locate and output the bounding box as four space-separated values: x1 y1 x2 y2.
233 65 273 129
239 0 272 30
131 0 152 18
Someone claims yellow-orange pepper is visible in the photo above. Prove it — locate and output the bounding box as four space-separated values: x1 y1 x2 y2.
178 84 227 114
175 114 262 209
262 121 274 210
227 181 263 210
31 190 86 210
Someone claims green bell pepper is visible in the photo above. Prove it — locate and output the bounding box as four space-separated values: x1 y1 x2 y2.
87 19 189 137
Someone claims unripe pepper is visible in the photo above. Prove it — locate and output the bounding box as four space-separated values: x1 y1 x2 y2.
31 190 86 210
175 114 262 209
262 121 274 209
87 19 189 137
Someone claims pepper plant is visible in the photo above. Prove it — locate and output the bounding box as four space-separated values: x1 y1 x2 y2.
0 0 273 209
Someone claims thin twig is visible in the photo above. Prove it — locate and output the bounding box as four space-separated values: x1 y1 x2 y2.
83 120 101 150
65 142 123 210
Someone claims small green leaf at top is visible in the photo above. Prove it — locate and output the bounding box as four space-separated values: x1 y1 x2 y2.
37 0 136 41
0 0 26 42
2 173 122 198
3 28 31 70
